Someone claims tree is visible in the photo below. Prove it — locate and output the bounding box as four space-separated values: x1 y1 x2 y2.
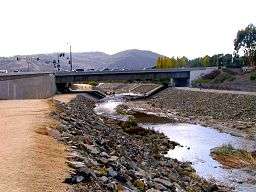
156 57 164 69
156 56 179 69
188 57 202 67
209 54 224 67
202 55 210 67
177 56 188 67
234 24 256 67
169 57 177 68
232 53 244 67
222 54 232 67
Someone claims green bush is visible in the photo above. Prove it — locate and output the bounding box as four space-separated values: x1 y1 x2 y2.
87 80 98 86
192 78 211 85
120 116 138 129
211 144 256 167
202 70 221 80
116 105 128 115
212 72 235 83
212 144 235 155
250 72 256 81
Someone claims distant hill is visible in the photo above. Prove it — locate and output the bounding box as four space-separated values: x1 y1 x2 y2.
106 50 161 70
0 49 162 72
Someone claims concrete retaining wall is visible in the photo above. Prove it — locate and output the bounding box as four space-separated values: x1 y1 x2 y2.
0 74 56 99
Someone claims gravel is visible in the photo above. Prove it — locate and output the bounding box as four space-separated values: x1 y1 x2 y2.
148 88 256 139
51 95 225 192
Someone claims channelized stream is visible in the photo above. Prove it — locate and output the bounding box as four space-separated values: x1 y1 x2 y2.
94 94 256 192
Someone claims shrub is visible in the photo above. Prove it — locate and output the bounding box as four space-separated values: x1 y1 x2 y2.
116 105 128 115
202 70 221 80
121 116 138 129
212 144 235 155
222 68 239 75
87 80 98 86
192 78 211 85
211 72 235 83
250 72 256 81
211 144 256 169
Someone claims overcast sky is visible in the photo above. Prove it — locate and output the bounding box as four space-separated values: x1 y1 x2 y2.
0 0 255 58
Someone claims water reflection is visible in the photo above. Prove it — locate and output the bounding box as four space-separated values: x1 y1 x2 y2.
94 93 141 120
142 123 256 192
94 95 256 192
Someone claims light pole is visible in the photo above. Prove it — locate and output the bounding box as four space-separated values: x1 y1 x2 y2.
69 44 73 71
25 57 31 72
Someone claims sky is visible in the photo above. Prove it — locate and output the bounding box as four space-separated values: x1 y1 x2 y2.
0 0 255 58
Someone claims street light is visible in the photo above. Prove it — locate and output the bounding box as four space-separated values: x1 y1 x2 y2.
25 57 32 72
69 44 73 71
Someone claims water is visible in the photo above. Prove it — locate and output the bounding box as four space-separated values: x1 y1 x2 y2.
142 123 256 191
94 97 123 117
94 93 142 121
94 95 256 191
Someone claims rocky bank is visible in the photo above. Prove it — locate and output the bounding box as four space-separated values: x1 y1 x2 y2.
51 95 225 192
125 88 256 139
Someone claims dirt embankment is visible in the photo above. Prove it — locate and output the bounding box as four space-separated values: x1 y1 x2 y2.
0 99 70 192
192 69 256 92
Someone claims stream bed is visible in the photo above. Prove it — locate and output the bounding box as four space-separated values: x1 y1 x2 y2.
94 94 256 192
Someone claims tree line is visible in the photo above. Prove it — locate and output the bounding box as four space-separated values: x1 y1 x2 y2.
156 54 244 69
156 24 256 69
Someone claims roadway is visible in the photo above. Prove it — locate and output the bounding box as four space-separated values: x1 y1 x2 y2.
176 87 256 96
0 67 213 77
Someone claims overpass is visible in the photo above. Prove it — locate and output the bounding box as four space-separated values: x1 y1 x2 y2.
55 69 190 91
0 68 216 99
55 69 190 83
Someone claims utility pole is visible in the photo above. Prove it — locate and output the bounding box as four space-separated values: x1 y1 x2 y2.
57 53 60 71
26 57 31 72
69 44 73 71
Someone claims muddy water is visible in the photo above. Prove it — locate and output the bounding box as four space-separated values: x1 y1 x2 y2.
94 95 256 192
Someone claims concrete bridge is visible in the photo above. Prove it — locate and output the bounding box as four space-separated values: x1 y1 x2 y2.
0 68 216 99
55 69 189 91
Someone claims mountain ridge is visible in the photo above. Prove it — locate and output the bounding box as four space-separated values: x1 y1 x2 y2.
0 49 162 72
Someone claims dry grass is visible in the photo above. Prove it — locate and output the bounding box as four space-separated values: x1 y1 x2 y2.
211 144 256 169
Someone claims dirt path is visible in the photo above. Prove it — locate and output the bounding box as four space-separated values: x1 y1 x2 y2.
0 99 70 192
53 94 77 103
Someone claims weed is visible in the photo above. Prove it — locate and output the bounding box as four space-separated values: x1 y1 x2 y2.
211 144 256 169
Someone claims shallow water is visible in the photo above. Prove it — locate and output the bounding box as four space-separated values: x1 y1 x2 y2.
142 123 256 191
94 95 256 192
94 95 126 121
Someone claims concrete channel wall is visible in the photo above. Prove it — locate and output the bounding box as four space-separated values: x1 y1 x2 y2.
0 74 56 100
